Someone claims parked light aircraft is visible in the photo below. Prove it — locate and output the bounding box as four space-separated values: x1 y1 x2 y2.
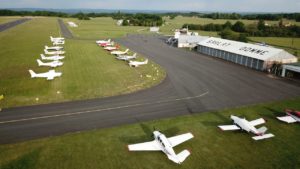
100 41 114 47
29 69 62 80
128 131 193 164
37 59 63 68
116 53 137 61
53 40 65 45
41 54 64 61
104 46 119 51
111 49 129 55
129 59 148 67
96 39 111 44
218 115 274 140
44 49 65 55
50 36 65 42
277 109 300 123
45 45 63 51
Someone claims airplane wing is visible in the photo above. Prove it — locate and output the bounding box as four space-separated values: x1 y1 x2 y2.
167 133 194 147
128 140 161 151
277 116 297 123
249 118 265 126
218 125 240 131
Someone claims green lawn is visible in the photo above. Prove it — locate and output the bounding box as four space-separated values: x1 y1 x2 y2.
0 17 165 108
1 98 299 169
0 16 22 24
249 37 300 57
64 17 148 39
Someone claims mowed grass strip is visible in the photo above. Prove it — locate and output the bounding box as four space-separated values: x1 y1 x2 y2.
0 17 165 108
0 98 299 169
64 17 148 39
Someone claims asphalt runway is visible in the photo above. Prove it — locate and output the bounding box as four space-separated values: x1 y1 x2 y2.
1 34 300 144
58 19 73 39
0 18 31 32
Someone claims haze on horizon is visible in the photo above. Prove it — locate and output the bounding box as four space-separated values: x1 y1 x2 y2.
0 0 300 13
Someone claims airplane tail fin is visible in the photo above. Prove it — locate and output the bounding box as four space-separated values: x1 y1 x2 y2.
177 150 190 163
37 59 44 66
144 59 148 64
28 70 36 78
257 126 267 134
125 49 129 53
133 53 137 58
168 150 190 164
40 54 46 59
108 39 111 42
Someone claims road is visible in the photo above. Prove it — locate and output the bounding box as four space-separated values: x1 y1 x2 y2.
0 34 300 144
0 18 31 32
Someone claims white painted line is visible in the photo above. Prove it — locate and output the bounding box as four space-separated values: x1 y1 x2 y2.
0 91 209 124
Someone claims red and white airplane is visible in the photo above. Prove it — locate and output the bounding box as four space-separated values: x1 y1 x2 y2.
99 41 114 47
104 45 120 51
96 39 111 45
277 109 300 124
128 130 193 164
218 115 274 141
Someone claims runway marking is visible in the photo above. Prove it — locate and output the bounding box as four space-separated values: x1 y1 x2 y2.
0 91 209 124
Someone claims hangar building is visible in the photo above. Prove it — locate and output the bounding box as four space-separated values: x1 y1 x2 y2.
197 37 298 71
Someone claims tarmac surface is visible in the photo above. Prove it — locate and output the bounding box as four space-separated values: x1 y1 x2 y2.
0 18 31 32
1 34 300 144
58 19 73 39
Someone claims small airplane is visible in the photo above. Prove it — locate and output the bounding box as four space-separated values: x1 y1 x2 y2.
53 40 65 45
218 115 274 141
116 53 137 61
96 39 111 44
277 109 300 123
29 69 62 80
128 130 194 164
50 36 65 42
37 59 63 68
129 59 148 67
44 49 65 55
111 49 129 55
45 45 63 51
100 41 114 47
104 46 120 51
40 54 64 61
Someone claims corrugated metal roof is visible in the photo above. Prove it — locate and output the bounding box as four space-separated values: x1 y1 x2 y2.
198 37 297 61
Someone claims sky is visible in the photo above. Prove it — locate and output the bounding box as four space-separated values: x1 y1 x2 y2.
0 0 300 13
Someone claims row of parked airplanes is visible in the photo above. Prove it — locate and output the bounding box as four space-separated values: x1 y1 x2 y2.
128 109 300 164
28 36 66 80
95 39 148 67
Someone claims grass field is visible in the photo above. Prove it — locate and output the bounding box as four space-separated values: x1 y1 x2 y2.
64 17 148 39
0 16 22 24
0 98 299 169
0 17 165 108
249 37 300 57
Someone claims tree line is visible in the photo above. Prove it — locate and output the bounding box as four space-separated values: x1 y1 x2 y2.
183 20 300 42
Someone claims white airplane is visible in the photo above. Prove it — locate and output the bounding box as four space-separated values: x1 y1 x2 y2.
53 40 65 45
218 115 274 141
277 109 300 123
45 45 63 51
96 39 111 44
29 69 62 80
104 46 119 51
50 36 65 42
41 54 64 61
111 49 129 55
44 49 65 55
129 59 148 67
116 53 137 61
37 59 63 68
128 131 193 164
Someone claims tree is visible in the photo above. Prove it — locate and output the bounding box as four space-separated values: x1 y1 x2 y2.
257 20 266 30
232 21 246 32
223 21 232 29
